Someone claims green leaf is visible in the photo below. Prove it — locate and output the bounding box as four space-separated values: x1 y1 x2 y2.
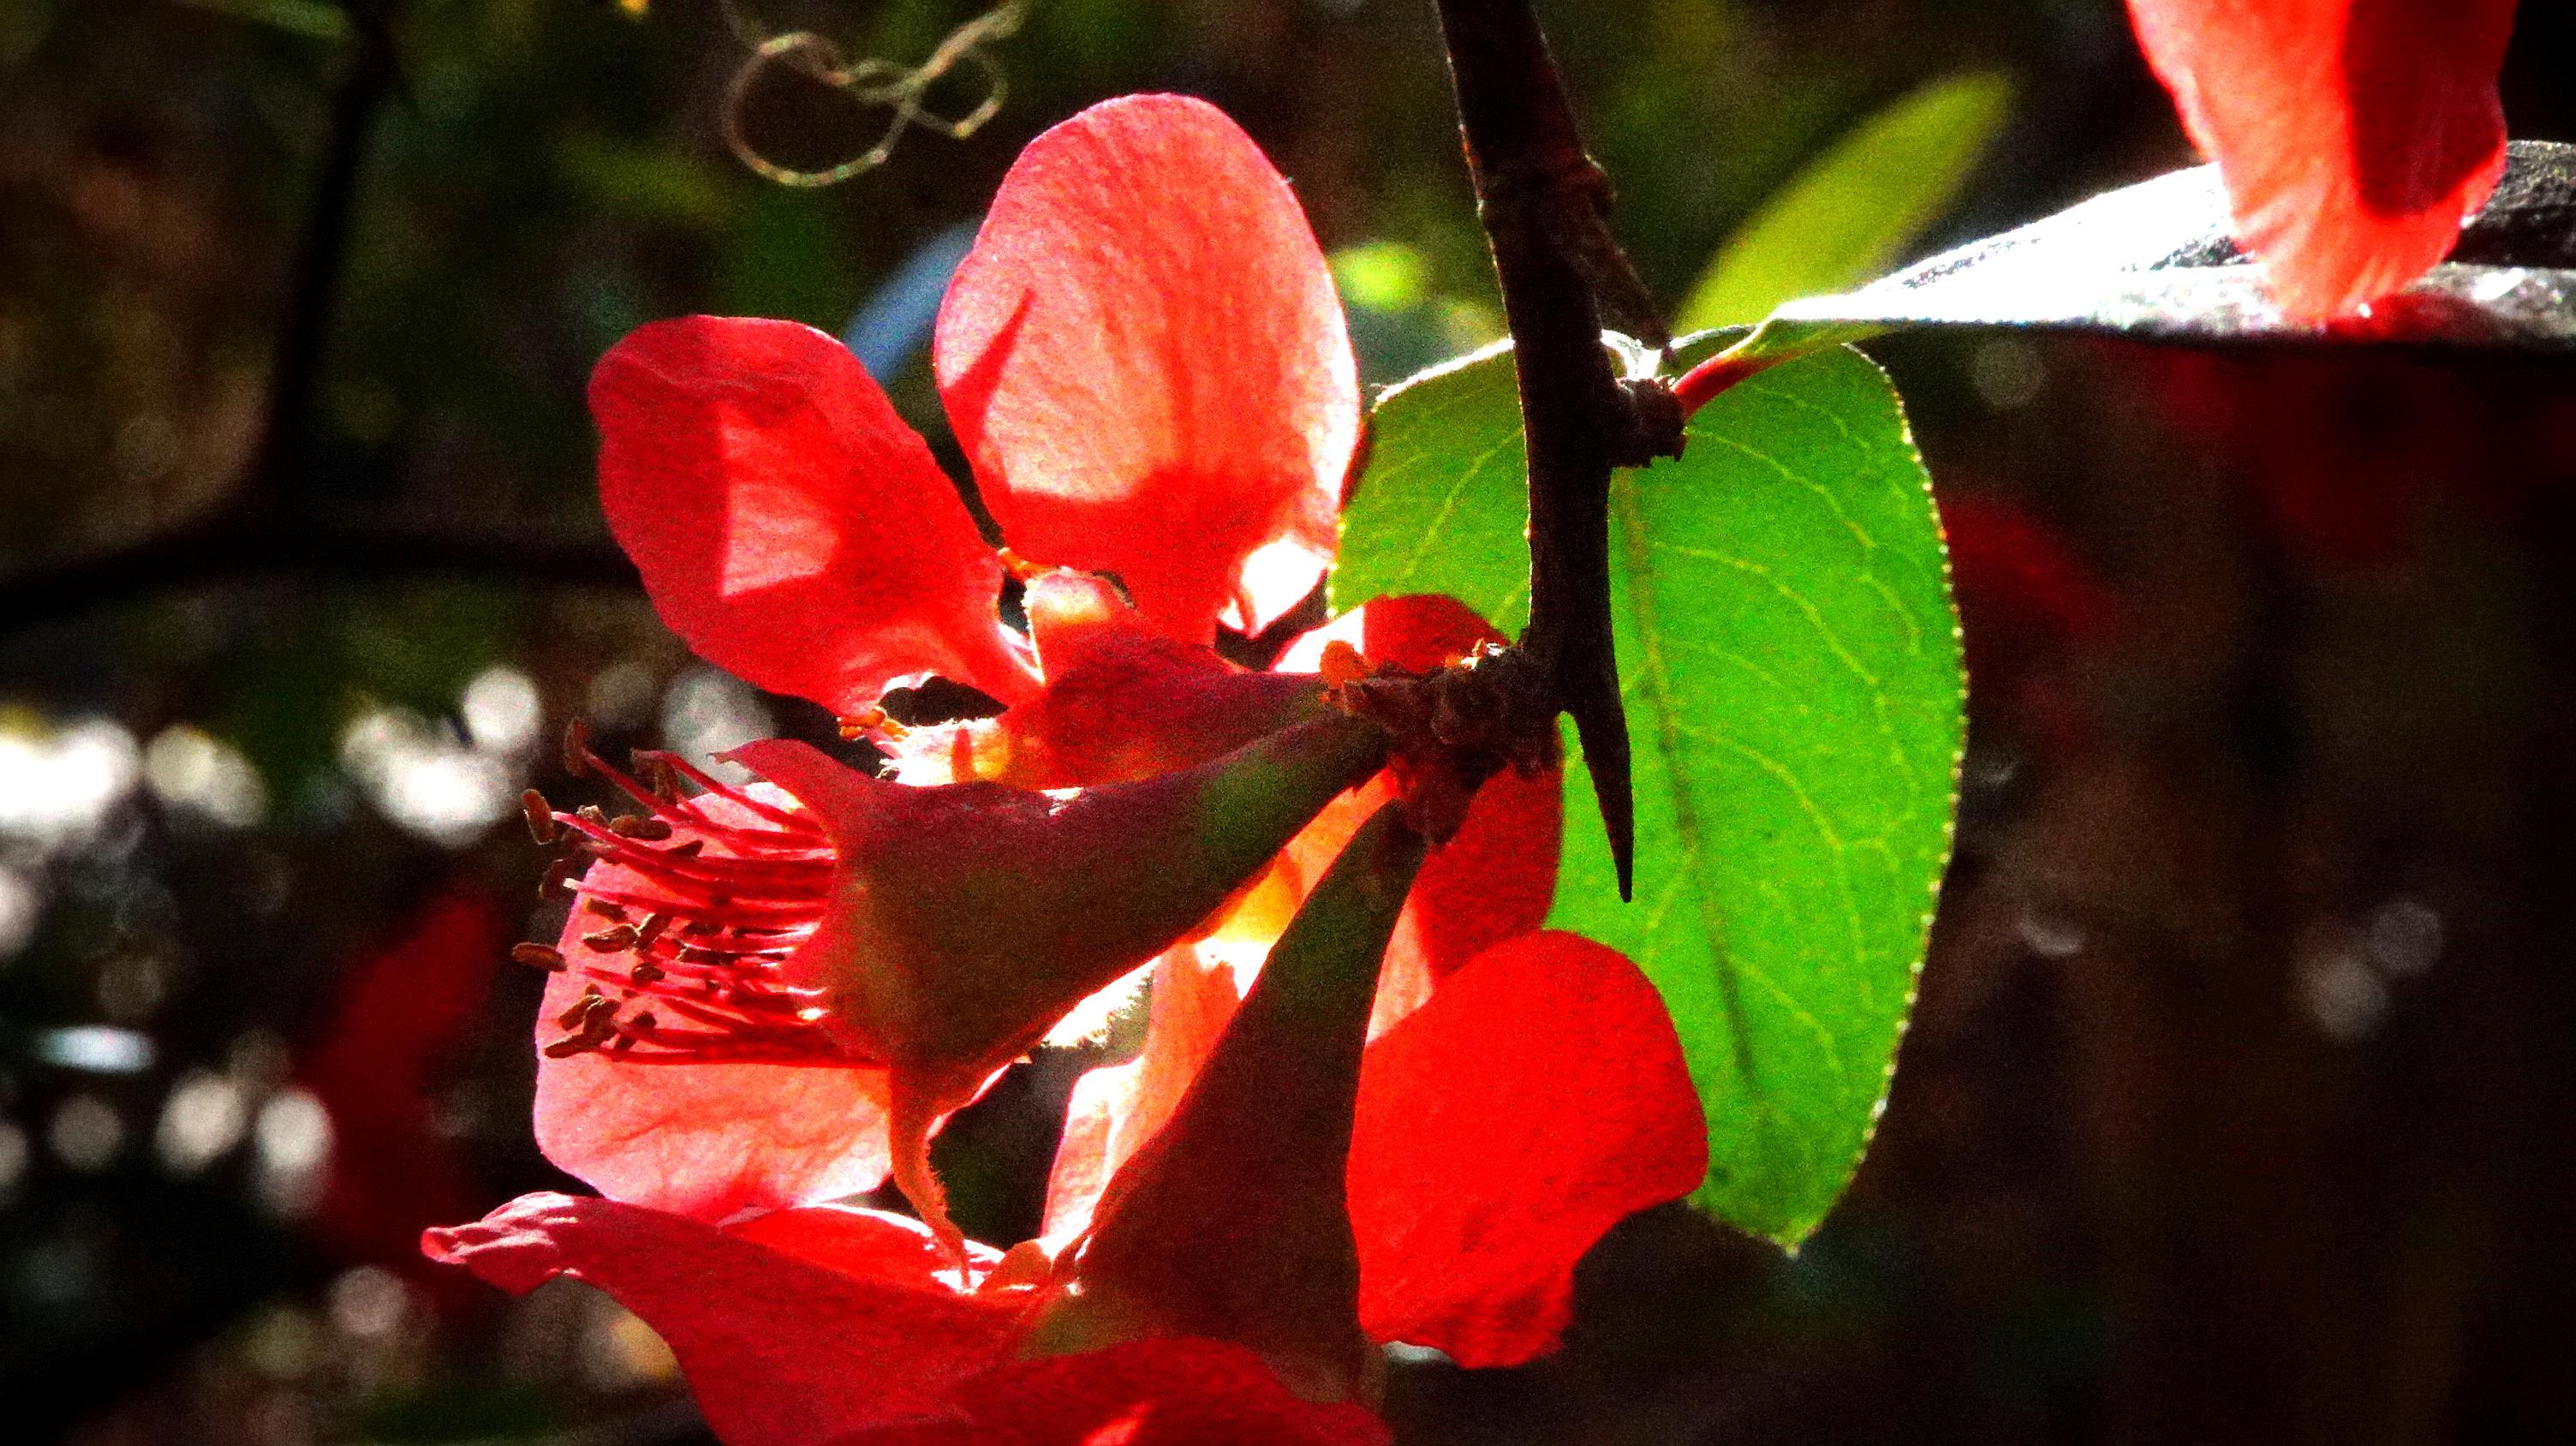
1551 345 1961 1245
1333 332 1963 1246
1331 338 1534 633
1678 72 2012 333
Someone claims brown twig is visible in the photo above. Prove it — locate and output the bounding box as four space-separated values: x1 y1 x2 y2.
1434 0 1681 899
0 517 638 632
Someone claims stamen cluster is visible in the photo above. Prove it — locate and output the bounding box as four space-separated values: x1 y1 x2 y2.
514 726 855 1068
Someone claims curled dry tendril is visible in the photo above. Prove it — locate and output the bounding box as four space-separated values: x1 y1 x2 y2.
716 0 1029 188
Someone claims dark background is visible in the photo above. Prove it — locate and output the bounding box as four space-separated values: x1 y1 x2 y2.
7 2 2576 1442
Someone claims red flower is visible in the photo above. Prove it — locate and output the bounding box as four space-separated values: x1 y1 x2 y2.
541 92 1370 1239
530 708 1385 1250
2125 0 2518 320
301 887 508 1299
437 93 1712 1439
430 923 1701 1444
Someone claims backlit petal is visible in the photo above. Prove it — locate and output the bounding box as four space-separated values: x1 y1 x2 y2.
835 1340 1392 1446
893 572 1322 790
935 95 1358 642
423 1193 1013 1446
535 792 893 1225
1349 932 1706 1367
2125 0 2516 320
593 315 1035 710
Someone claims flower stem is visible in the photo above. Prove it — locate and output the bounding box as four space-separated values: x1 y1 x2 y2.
1431 0 1679 899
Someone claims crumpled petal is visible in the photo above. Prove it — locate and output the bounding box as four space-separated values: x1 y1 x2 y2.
1348 931 1707 1367
593 315 1035 711
424 1193 1015 1446
836 1340 1392 1446
935 95 1359 643
2125 0 2516 320
535 792 894 1225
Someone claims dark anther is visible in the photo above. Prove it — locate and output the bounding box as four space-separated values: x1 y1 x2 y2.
612 816 675 841
540 857 581 899
583 899 629 921
667 839 706 860
563 720 595 777
510 942 568 972
522 790 558 844
556 987 607 1029
630 960 666 985
581 924 640 953
635 912 671 948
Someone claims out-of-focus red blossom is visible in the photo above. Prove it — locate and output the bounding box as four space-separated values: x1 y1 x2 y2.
434 91 1711 1440
1937 490 2120 756
300 887 507 1294
2125 0 2519 320
2131 345 2576 568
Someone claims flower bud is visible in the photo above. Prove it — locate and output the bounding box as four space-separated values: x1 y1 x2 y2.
730 712 1387 1258
1023 804 1427 1405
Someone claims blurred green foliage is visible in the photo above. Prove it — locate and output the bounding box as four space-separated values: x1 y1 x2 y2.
1678 70 2012 330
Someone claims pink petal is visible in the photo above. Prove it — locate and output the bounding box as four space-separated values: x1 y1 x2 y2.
1349 932 1707 1367
593 315 1035 710
2126 0 2516 320
935 95 1359 643
423 1193 1013 1446
535 794 895 1225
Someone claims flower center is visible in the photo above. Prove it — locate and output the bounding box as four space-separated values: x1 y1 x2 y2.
513 726 869 1068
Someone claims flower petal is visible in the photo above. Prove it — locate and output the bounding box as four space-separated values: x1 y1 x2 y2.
423 1193 1014 1446
2125 0 2516 320
1348 931 1707 1367
835 1340 1392 1446
726 1200 1005 1284
935 95 1359 642
535 793 893 1225
1038 943 1243 1250
593 315 1035 710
